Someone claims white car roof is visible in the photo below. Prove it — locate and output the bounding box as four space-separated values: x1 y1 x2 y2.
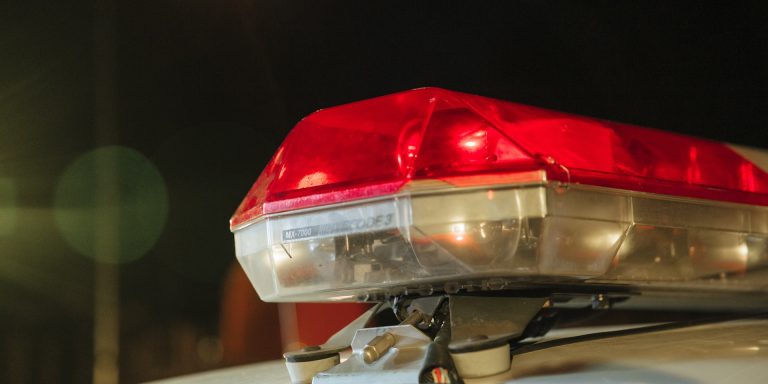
150 318 768 384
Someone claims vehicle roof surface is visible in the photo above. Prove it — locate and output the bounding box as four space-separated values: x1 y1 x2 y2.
149 318 768 384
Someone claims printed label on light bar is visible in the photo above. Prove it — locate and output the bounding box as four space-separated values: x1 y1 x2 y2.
277 200 406 243
282 214 394 241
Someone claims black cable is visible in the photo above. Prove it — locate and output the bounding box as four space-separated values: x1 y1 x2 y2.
511 311 768 355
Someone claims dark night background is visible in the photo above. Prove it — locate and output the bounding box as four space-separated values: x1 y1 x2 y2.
1 1 767 383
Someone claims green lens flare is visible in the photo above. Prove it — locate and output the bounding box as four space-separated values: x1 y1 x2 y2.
54 146 168 263
0 178 15 235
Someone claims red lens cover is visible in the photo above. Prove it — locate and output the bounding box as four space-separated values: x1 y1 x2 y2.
231 88 768 229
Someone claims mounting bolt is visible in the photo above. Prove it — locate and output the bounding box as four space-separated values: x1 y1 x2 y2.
401 310 426 326
362 332 396 364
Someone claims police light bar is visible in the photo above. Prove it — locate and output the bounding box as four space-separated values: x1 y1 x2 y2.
231 88 768 302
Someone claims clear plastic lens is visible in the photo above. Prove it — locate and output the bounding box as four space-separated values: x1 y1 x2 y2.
234 221 276 297
233 185 768 302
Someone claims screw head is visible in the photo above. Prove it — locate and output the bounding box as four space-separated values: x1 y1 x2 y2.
362 346 378 364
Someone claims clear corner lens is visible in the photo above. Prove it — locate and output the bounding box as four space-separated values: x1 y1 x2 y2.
233 185 768 302
234 221 276 298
